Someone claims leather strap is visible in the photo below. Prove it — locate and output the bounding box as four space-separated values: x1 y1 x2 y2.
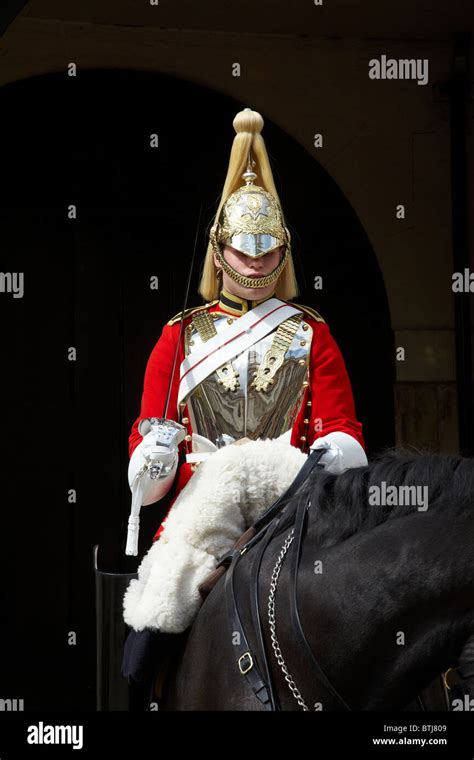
198 526 256 600
224 546 273 709
289 489 351 709
220 448 327 710
253 448 325 533
247 510 286 711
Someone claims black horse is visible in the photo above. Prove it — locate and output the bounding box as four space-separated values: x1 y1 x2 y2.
161 448 474 710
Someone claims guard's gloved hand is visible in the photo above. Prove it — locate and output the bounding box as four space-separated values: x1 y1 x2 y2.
129 418 186 494
310 431 367 474
126 419 186 556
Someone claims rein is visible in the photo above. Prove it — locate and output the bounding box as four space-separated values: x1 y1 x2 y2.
218 448 351 711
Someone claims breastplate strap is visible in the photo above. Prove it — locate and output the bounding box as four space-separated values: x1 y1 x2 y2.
251 314 302 391
192 311 240 391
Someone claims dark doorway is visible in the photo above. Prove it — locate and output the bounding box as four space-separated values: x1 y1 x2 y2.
1 68 394 710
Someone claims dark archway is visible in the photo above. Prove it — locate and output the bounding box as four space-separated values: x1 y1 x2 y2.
1 68 394 709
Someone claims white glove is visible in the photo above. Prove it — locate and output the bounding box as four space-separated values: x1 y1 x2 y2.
140 430 178 478
128 431 178 502
310 431 367 474
125 418 185 556
128 419 185 502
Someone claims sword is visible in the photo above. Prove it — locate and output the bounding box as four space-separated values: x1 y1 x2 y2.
162 202 203 419
125 206 205 555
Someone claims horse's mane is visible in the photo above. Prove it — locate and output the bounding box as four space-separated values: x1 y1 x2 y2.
296 447 474 547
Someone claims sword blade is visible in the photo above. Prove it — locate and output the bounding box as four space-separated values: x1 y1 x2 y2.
162 203 203 418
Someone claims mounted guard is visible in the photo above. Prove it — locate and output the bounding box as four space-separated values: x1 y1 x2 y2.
121 107 367 696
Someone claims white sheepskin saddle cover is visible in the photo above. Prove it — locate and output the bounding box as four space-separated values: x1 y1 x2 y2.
123 437 306 633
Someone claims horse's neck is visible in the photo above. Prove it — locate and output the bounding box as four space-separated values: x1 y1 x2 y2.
297 508 474 709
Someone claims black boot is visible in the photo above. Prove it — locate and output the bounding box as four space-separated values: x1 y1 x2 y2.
121 627 178 709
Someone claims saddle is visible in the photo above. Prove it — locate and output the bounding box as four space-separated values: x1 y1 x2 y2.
198 526 256 600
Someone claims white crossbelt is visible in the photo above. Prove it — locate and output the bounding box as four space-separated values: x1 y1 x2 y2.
177 298 302 407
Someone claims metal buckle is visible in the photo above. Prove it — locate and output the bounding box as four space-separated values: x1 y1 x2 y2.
238 652 253 675
442 667 462 690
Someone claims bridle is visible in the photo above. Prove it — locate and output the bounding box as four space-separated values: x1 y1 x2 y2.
217 448 352 711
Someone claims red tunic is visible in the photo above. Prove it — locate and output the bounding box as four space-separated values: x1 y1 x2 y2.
129 301 364 540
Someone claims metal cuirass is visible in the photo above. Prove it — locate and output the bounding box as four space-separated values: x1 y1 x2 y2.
182 310 312 446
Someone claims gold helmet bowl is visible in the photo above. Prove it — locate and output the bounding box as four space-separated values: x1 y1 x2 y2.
213 183 289 258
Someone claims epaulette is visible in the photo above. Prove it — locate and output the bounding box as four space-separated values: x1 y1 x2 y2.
288 302 325 323
167 300 219 326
